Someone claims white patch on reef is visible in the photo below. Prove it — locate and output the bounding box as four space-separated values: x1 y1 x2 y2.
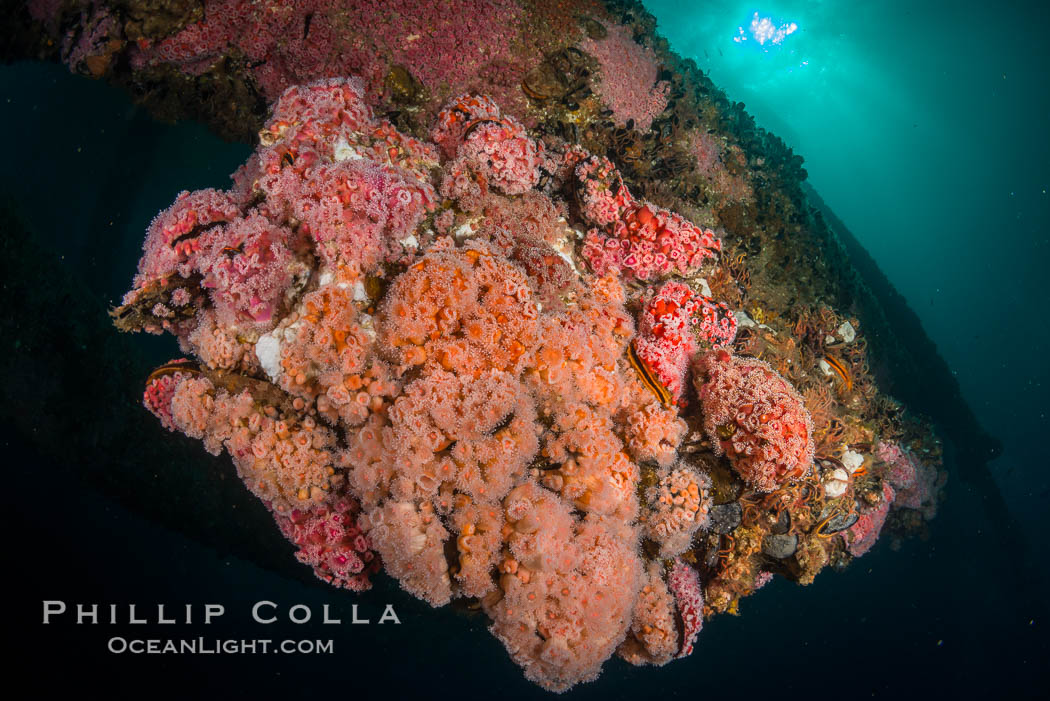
453 219 477 240
549 217 583 276
399 234 419 250
824 481 846 499
358 313 377 340
736 310 756 328
546 216 588 277
318 266 357 292
734 310 775 333
837 321 856 343
333 137 365 162
841 449 864 474
818 358 833 376
255 333 283 382
697 277 713 298
280 318 302 342
824 468 850 498
352 280 368 302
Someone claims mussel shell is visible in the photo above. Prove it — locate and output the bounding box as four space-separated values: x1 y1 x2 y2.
580 17 607 40
761 533 798 559
385 65 421 102
823 509 859 534
771 508 791 535
708 502 742 534
564 46 586 63
566 83 592 101
704 460 741 504
521 63 564 102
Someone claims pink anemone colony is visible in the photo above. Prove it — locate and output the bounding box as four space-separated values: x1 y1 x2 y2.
122 78 814 691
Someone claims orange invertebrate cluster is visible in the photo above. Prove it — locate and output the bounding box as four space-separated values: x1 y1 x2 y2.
644 462 713 557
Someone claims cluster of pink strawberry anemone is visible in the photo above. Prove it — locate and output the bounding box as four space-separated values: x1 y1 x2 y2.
119 77 748 692
633 280 737 404
117 0 529 111
578 21 671 131
576 154 722 281
431 93 545 198
876 440 942 519
694 349 815 492
845 482 896 557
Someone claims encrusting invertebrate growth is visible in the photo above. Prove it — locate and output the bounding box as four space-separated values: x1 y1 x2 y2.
96 2 945 691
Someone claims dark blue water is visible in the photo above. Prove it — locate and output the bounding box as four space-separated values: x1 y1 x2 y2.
3 2 1048 696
